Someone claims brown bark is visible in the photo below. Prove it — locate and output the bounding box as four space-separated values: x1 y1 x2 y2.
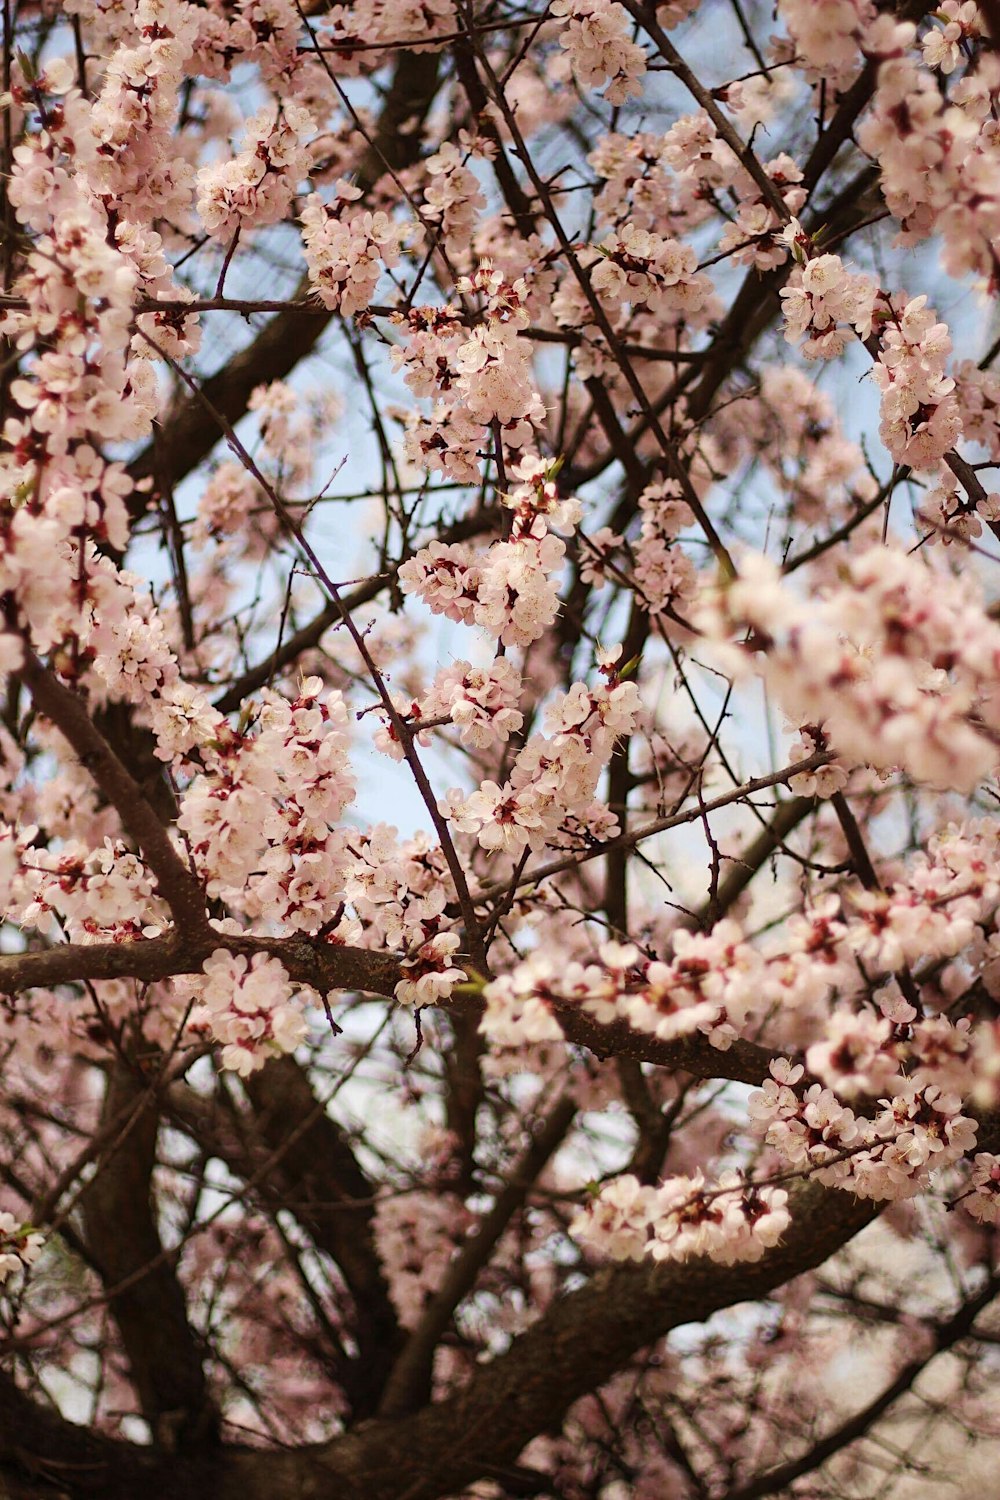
79 1063 217 1449
0 1174 882 1500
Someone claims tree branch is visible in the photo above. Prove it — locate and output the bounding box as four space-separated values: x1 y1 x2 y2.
79 1062 216 1449
240 1057 404 1418
0 1173 885 1500
474 753 832 902
0 931 405 1002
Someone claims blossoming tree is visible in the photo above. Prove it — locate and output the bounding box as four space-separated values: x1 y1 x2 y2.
3 0 1000 1493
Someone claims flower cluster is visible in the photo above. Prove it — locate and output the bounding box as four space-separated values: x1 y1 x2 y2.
397 263 545 478
916 474 1000 548
5 57 95 233
197 101 315 241
963 1152 1000 1224
0 1212 45 1285
589 131 685 236
870 291 962 469
591 223 713 322
749 1060 978 1202
445 673 641 855
922 1 983 74
502 454 583 538
422 144 488 260
322 0 456 67
780 244 876 360
778 0 874 87
122 220 202 363
375 657 523 759
88 0 199 223
176 678 355 924
83 562 182 703
451 271 543 430
481 928 761 1050
698 547 1000 791
551 0 648 106
14 839 168 945
374 1191 473 1329
205 0 306 82
661 110 740 193
451 322 545 430
342 825 457 956
183 950 311 1076
571 1169 790 1267
0 153 162 647
632 479 697 616
194 462 262 542
482 819 1000 1058
1 205 140 448
859 15 1000 283
400 533 566 648
718 154 805 273
302 180 412 316
394 932 467 1007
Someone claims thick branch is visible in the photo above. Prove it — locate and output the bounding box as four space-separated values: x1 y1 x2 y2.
0 929 783 1088
0 1175 881 1500
0 931 405 1001
80 1063 216 1449
240 1057 403 1418
217 1176 884 1500
552 1006 778 1086
11 1127 999 1500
